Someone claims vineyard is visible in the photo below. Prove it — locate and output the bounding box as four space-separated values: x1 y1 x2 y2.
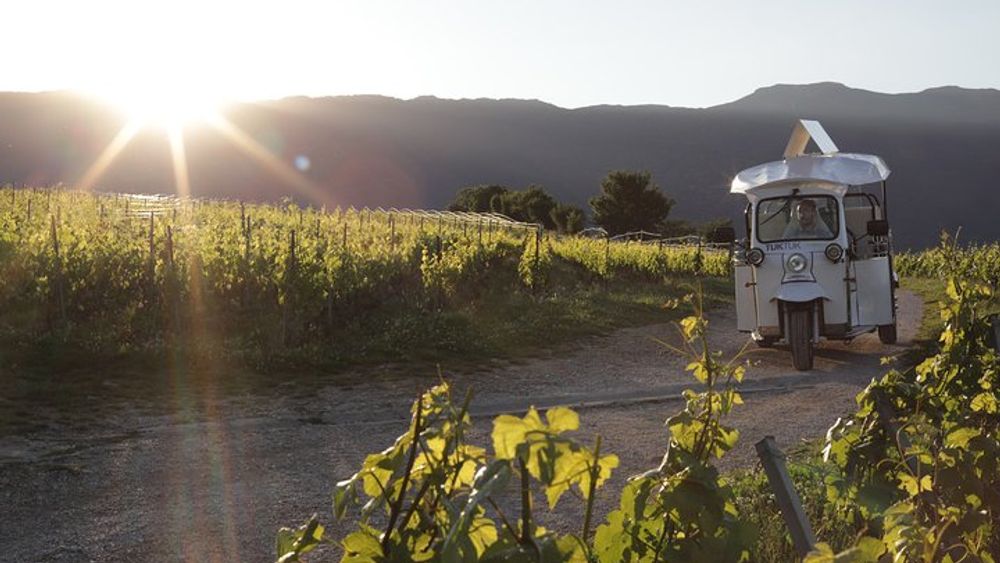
0 187 728 367
276 236 1000 562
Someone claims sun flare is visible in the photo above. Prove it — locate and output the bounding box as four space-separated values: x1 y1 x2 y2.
95 82 228 129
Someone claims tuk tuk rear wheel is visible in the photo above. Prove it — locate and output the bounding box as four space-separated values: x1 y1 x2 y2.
878 322 897 344
789 308 814 371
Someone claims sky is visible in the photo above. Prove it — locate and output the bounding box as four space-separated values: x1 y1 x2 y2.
5 0 999 110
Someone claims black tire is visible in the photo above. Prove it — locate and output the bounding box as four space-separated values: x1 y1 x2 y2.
878 322 897 344
788 307 814 371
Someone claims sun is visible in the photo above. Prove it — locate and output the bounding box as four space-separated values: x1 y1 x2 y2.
93 81 228 129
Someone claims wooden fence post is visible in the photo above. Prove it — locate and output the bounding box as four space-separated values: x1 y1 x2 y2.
755 436 816 558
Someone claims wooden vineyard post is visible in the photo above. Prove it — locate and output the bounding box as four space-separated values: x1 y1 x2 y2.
755 436 816 558
244 214 252 260
534 226 541 272
604 236 611 290
148 213 156 268
389 213 396 253
282 229 297 347
50 214 66 326
242 214 252 308
165 225 180 331
26 197 32 223
478 219 483 247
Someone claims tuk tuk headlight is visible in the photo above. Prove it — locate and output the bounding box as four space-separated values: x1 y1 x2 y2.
747 248 764 266
824 243 844 262
787 253 808 273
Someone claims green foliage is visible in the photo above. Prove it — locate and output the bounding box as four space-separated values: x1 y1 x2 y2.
548 204 585 235
817 234 1000 562
517 231 551 291
299 382 616 562
0 187 724 368
277 290 753 562
448 185 511 214
589 171 674 235
550 237 729 281
659 218 733 242
593 293 754 562
896 232 1000 285
490 186 559 229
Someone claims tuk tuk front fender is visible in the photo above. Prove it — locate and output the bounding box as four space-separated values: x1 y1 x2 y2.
770 282 829 303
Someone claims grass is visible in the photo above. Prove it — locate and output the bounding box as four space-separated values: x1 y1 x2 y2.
901 276 946 342
0 270 731 437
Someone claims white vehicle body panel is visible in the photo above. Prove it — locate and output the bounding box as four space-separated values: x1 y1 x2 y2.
734 263 757 332
853 257 894 326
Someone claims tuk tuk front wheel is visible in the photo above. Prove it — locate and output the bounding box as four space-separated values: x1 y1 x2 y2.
878 322 897 344
788 307 814 370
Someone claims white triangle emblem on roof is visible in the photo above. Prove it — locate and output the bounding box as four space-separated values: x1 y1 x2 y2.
783 119 839 158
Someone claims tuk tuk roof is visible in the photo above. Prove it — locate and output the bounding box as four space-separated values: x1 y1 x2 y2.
730 119 891 195
730 152 891 194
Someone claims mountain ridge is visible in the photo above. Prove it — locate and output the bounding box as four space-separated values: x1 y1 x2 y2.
1 83 999 248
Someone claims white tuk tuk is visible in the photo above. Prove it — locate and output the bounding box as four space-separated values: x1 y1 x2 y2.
729 120 897 370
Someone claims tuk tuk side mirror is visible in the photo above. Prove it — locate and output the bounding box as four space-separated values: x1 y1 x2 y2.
712 226 736 243
867 219 889 237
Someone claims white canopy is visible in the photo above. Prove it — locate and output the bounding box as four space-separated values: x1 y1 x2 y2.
731 153 891 194
730 120 891 194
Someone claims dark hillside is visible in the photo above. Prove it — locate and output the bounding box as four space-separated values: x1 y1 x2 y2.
1 84 998 248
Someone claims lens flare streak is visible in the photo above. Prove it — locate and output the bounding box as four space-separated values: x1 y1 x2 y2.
76 120 142 191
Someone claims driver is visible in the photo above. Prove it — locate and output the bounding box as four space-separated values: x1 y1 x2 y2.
782 198 833 239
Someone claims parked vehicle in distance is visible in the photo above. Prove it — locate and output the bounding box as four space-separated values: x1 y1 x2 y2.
723 120 897 370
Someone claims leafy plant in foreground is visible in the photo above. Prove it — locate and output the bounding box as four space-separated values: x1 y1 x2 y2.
811 236 1000 562
276 290 755 562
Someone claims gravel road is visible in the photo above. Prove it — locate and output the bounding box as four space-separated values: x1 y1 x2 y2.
0 291 922 562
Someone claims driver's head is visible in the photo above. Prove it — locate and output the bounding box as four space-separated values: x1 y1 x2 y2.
794 199 817 228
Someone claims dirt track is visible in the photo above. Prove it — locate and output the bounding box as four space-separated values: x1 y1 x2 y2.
0 291 921 562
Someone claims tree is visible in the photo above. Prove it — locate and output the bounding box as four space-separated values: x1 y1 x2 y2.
448 184 564 230
489 185 558 229
549 204 585 234
447 184 509 212
589 170 673 235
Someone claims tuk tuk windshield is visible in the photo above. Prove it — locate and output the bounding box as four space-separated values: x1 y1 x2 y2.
756 196 839 243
